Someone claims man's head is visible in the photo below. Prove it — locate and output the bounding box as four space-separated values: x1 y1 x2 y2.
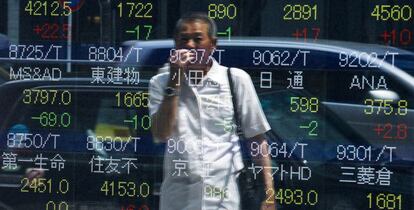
174 12 217 42
173 13 217 68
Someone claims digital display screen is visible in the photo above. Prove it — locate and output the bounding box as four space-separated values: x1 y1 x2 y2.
0 1 413 210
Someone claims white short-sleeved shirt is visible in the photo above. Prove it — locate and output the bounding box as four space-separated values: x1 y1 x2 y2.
149 60 270 210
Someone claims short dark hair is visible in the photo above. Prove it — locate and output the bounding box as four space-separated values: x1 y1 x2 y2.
173 12 217 39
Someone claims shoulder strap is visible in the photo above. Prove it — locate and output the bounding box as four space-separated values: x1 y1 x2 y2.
227 68 243 136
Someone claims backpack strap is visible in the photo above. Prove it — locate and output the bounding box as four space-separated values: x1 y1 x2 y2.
227 67 243 136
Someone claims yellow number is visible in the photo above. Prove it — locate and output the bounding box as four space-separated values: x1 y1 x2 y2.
307 190 318 205
59 179 69 194
142 92 149 107
371 5 380 20
275 188 283 204
398 100 408 115
62 1 72 16
144 3 153 18
367 193 373 208
23 89 32 104
284 189 294 204
290 96 299 112
265 188 275 204
290 97 318 113
37 178 47 193
127 182 137 197
310 97 319 112
25 1 33 15
100 181 109 196
294 189 303 205
40 90 48 104
116 92 121 106
117 3 123 17
300 97 309 112
33 1 42 16
118 3 152 18
284 4 317 21
124 92 133 107
50 1 59 16
133 93 142 107
118 181 127 196
139 182 150 198
386 194 396 209
283 5 293 20
292 5 302 20
46 201 68 210
29 178 38 192
376 193 386 209
134 3 154 18
208 4 237 20
135 3 144 18
208 4 217 19
391 5 401 20
372 5 412 21
20 178 30 192
364 99 374 114
217 4 226 19
116 92 148 108
383 99 394 115
49 89 58 105
401 5 413 21
380 5 391 20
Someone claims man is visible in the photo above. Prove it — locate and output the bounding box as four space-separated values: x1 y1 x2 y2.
149 13 276 210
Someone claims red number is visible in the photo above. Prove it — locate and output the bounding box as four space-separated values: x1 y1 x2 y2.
50 24 59 39
383 123 393 139
399 28 412 45
396 124 408 140
40 24 51 39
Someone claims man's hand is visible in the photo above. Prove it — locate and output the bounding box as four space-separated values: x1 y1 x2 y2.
261 200 276 210
249 135 277 210
25 168 45 182
169 49 196 70
168 49 196 87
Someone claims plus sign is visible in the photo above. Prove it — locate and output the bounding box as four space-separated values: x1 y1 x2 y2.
373 124 384 136
292 29 303 40
33 25 42 35
380 30 391 45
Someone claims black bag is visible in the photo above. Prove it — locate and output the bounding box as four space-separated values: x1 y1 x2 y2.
227 68 266 210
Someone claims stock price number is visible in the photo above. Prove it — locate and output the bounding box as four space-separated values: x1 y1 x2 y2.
32 112 72 128
23 89 71 106
266 188 318 206
115 92 148 108
124 115 151 130
364 99 408 116
208 4 237 20
33 23 70 40
25 1 72 17
117 2 152 18
100 181 150 198
45 201 68 210
371 5 412 21
21 178 69 194
290 97 319 113
283 4 318 21
367 193 402 210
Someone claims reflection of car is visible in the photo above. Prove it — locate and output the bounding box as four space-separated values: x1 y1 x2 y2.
0 33 10 84
122 38 414 210
0 79 159 209
1 38 413 209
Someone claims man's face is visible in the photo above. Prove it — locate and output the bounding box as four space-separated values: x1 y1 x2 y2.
174 20 217 67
